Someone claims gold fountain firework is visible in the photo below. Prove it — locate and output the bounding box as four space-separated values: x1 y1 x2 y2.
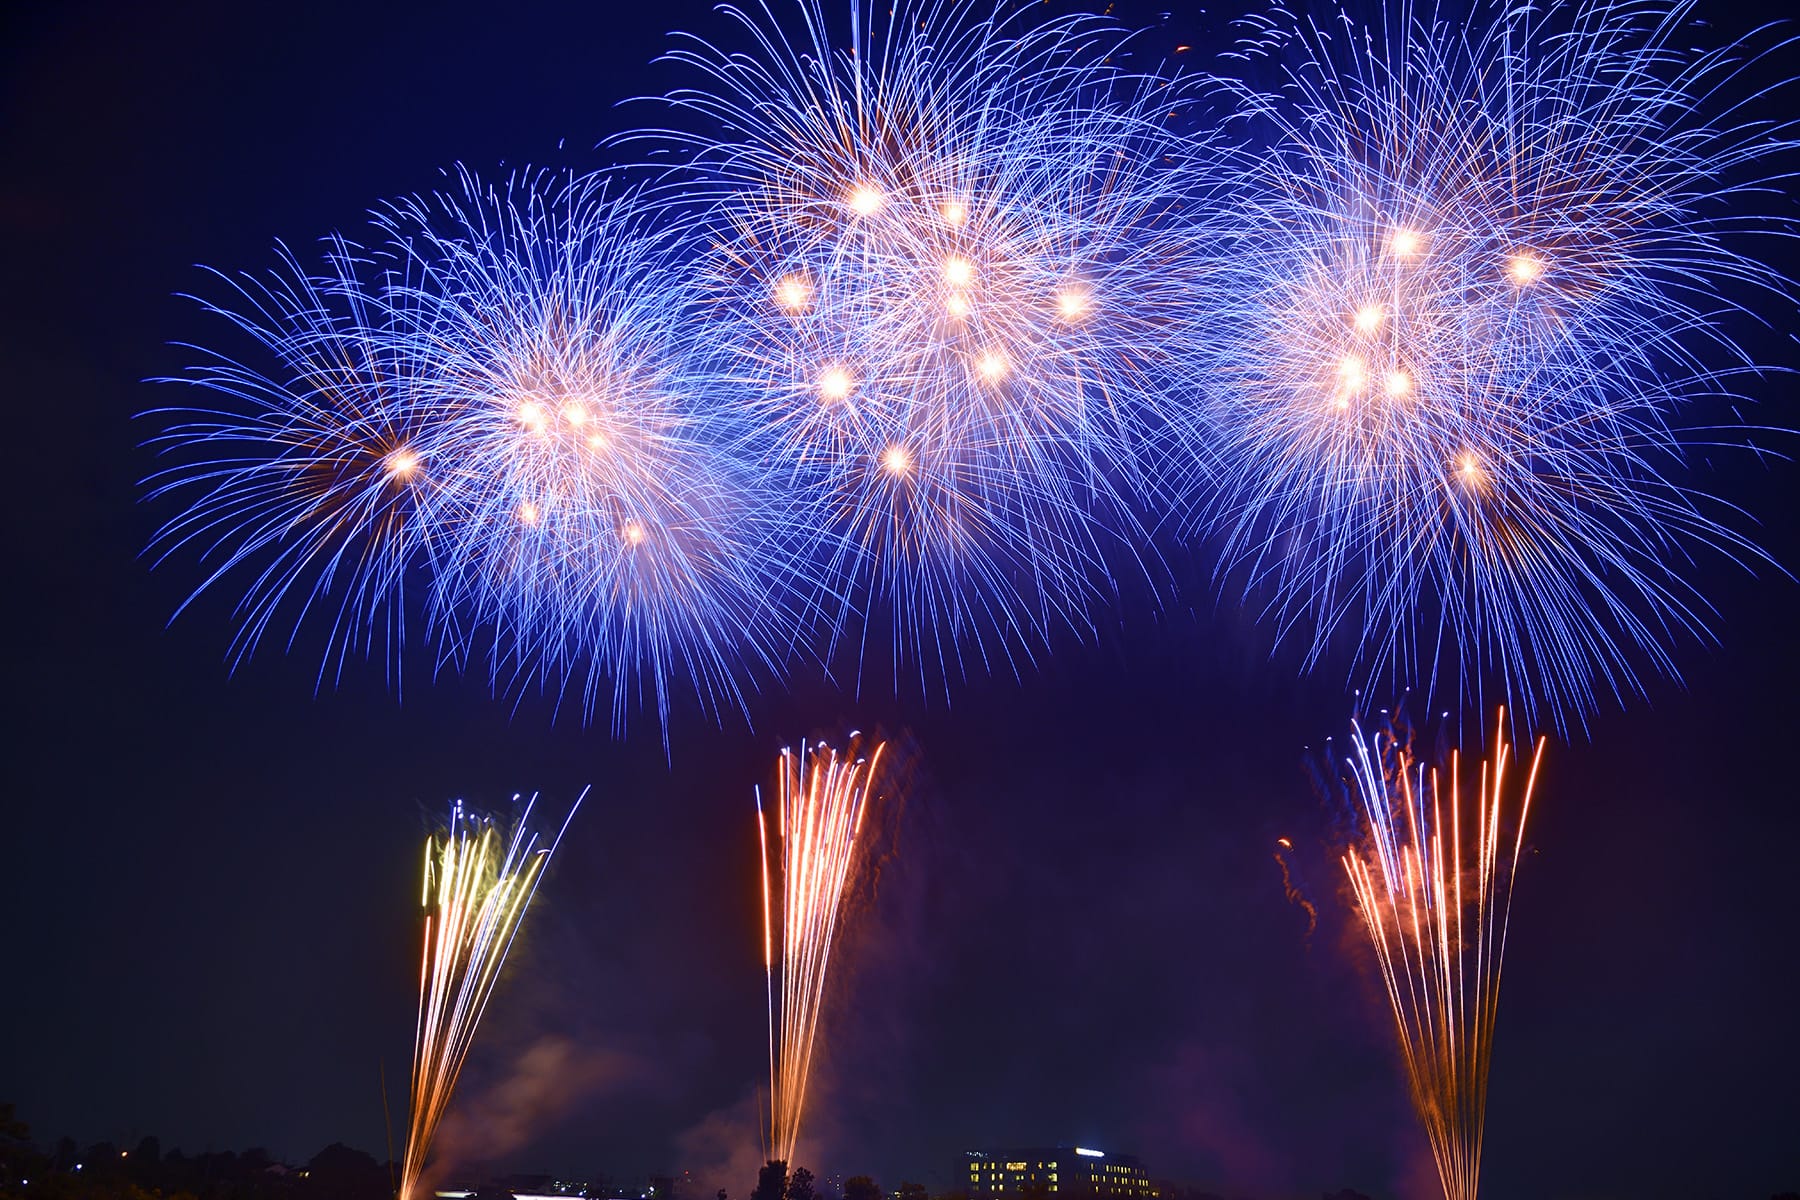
1340 711 1544 1200
756 736 886 1166
399 792 585 1200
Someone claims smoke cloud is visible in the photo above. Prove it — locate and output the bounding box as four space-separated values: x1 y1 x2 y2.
428 1036 650 1184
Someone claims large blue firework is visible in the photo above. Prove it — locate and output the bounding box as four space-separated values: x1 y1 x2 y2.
1173 0 1796 732
637 0 1226 689
146 168 803 733
375 167 806 731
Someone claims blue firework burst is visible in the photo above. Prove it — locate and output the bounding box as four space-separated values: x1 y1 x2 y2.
371 167 808 732
146 168 807 733
638 0 1226 688
1173 0 1797 732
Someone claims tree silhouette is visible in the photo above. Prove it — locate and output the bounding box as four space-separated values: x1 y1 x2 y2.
0 1105 39 1193
306 1143 387 1200
753 1160 789 1200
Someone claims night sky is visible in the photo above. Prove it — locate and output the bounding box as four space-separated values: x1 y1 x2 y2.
3 3 1797 1198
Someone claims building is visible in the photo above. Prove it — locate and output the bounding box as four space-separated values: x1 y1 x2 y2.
959 1148 1156 1200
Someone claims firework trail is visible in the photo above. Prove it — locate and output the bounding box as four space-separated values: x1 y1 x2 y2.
1337 711 1544 1200
1271 837 1318 943
756 734 886 1166
639 0 1227 687
401 791 586 1200
1177 0 1797 733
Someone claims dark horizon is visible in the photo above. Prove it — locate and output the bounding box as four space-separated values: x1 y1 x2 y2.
3 1 1797 1198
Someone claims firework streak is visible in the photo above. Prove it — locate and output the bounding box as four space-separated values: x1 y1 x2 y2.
1340 714 1544 1200
756 737 885 1166
400 793 585 1200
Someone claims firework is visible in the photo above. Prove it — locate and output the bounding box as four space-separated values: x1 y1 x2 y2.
143 237 425 687
1272 836 1318 942
1337 712 1543 1200
146 168 805 735
756 735 886 1166
1178 0 1795 732
373 166 805 732
401 792 585 1200
642 0 1225 685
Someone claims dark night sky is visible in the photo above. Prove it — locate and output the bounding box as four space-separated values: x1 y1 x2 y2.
2 3 1797 1198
